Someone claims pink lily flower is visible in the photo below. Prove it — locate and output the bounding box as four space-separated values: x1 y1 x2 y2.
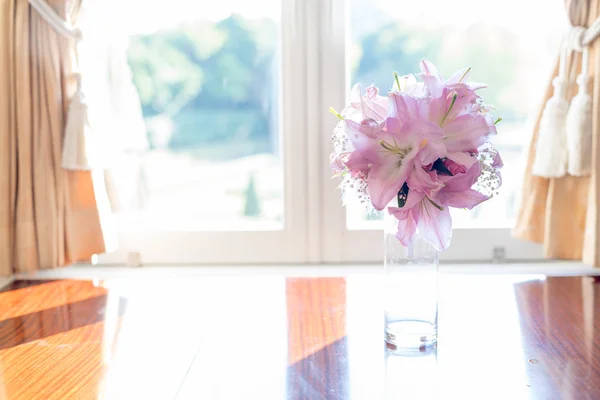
425 86 496 153
389 151 485 251
345 93 447 210
441 157 467 175
427 85 479 123
436 158 489 209
442 114 495 153
388 189 452 252
330 151 352 176
420 60 496 154
419 59 487 98
393 74 427 98
342 83 388 123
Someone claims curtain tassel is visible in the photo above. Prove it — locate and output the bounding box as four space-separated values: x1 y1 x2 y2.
532 47 569 178
26 0 95 170
566 47 593 176
61 73 96 170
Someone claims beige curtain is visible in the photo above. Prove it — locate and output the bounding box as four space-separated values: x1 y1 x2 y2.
514 0 600 265
0 0 113 277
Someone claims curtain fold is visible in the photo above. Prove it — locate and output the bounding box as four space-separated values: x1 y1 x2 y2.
0 0 112 277
514 0 600 265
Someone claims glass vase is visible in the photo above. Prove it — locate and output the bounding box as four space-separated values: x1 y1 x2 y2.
384 211 439 351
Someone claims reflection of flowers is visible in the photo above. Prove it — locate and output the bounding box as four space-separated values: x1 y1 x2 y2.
329 60 503 251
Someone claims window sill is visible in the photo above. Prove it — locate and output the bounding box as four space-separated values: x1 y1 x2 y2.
13 261 600 281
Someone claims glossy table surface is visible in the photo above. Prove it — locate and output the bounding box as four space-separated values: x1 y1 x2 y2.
1 273 599 399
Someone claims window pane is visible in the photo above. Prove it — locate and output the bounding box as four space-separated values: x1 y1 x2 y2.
346 0 565 230
82 1 283 231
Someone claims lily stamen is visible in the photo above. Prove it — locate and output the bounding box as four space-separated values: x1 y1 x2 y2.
329 107 344 120
379 139 412 167
426 196 444 211
379 139 411 157
458 67 471 83
439 94 458 126
394 71 402 91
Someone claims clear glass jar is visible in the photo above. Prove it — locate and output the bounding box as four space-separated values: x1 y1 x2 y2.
384 210 439 350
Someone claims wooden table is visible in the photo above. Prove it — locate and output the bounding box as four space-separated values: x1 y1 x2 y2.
0 273 599 399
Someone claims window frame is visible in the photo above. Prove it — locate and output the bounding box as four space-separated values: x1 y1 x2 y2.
98 0 312 265
99 0 543 265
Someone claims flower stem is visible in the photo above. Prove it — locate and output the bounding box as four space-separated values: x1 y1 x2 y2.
494 117 502 125
439 94 458 126
394 71 401 91
426 196 444 211
329 107 344 120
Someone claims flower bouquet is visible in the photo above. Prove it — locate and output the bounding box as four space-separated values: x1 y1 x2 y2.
329 60 503 252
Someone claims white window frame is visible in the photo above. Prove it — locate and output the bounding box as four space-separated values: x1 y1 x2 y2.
99 0 312 265
99 0 543 265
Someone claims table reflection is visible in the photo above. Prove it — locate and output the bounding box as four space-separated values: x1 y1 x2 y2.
385 344 438 400
514 276 600 399
286 278 348 399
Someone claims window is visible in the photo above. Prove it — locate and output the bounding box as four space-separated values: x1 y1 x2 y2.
122 3 283 231
83 0 308 264
320 0 563 262
85 0 562 264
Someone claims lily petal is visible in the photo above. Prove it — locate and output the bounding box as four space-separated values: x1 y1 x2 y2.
442 161 482 192
407 166 443 198
467 82 487 91
389 187 426 215
389 190 425 246
418 137 447 165
420 74 445 98
418 200 453 252
388 92 423 122
342 83 388 123
350 83 362 108
362 85 388 121
361 85 388 121
446 152 477 169
398 119 446 164
438 188 489 209
367 158 415 211
345 118 384 151
420 59 441 78
345 150 372 172
492 151 504 168
395 209 419 246
442 114 491 152
446 67 471 84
